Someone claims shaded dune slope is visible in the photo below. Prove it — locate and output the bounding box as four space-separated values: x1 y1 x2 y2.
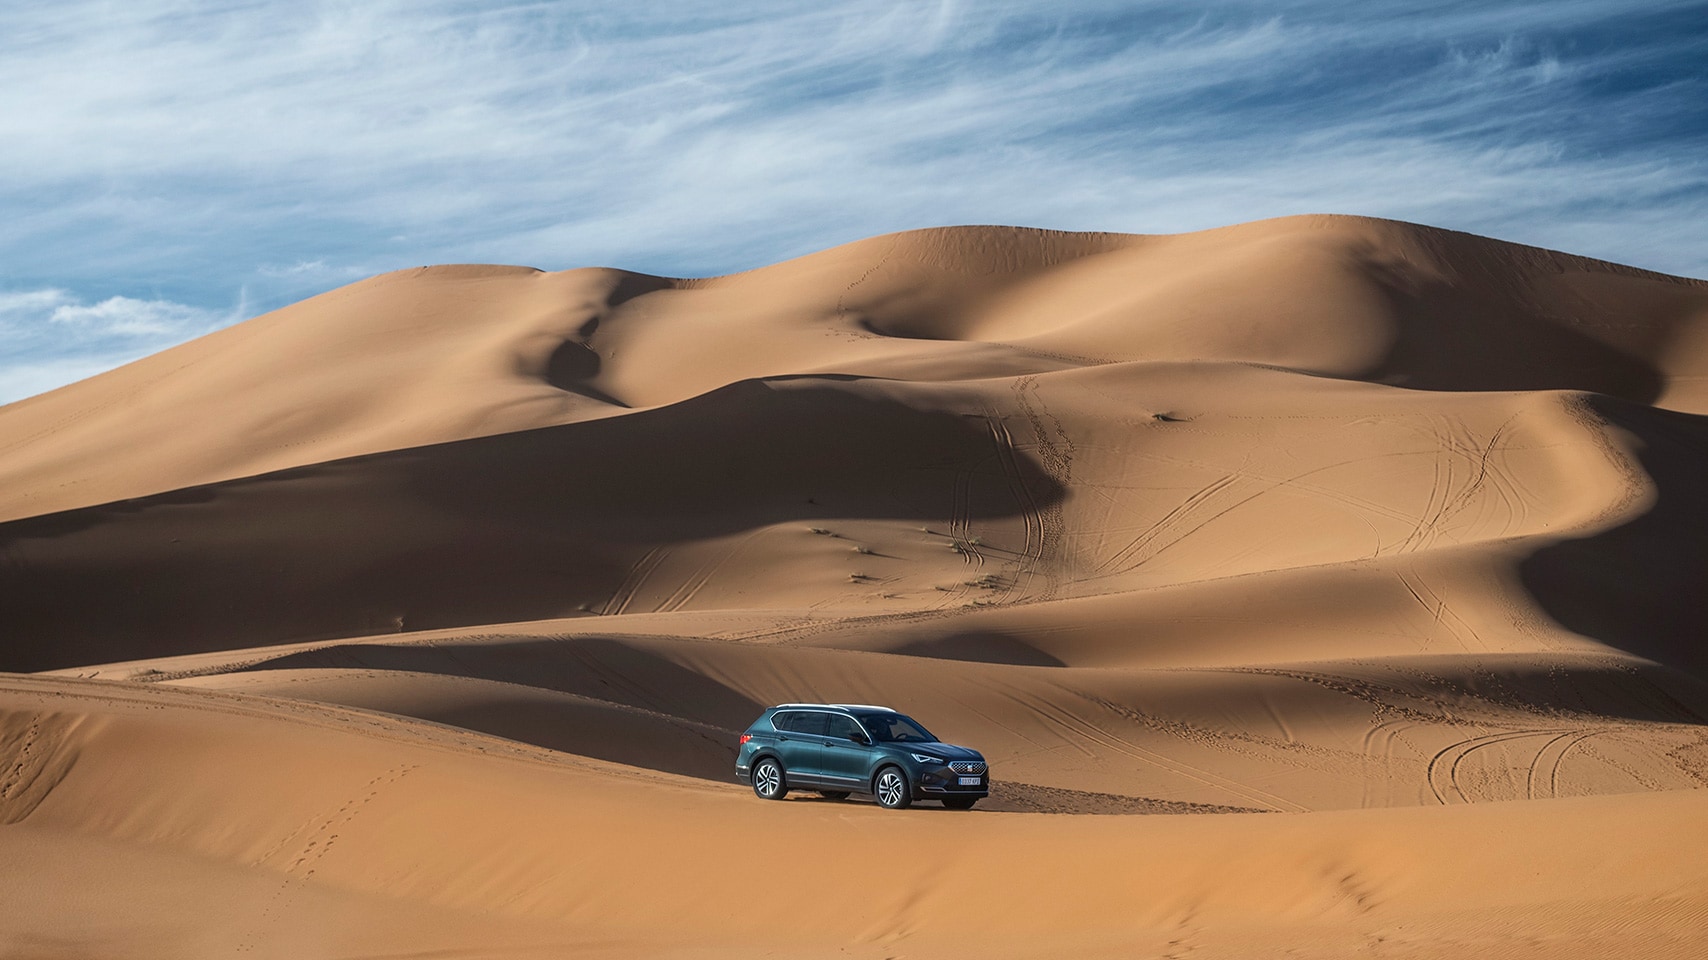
1 377 1058 669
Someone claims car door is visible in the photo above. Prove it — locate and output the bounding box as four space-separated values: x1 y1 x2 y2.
772 711 826 784
819 713 872 788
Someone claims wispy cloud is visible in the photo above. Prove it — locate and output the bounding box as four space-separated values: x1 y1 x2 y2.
2 0 1705 401
49 295 227 336
0 287 238 402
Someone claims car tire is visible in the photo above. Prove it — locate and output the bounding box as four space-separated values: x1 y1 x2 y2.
942 796 978 810
874 766 912 809
752 758 788 800
819 791 851 801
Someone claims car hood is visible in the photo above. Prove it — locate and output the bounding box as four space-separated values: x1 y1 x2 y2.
908 742 983 762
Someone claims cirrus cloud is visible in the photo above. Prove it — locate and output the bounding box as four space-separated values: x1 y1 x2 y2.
0 287 240 402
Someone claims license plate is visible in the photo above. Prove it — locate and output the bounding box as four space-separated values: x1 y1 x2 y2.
957 776 981 786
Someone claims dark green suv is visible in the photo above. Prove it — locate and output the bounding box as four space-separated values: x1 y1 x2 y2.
734 703 988 809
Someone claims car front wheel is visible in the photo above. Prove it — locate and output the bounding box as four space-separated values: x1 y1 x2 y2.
753 758 788 800
874 766 912 809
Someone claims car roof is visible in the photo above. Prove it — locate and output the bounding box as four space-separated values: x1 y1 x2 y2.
769 702 897 713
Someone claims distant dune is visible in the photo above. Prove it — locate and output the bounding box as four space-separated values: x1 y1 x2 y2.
3 215 1708 958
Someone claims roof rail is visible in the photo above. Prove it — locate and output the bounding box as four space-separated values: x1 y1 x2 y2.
769 702 896 712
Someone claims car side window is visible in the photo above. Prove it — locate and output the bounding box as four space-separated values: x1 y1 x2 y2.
772 711 802 732
865 714 933 742
824 714 861 740
793 712 829 736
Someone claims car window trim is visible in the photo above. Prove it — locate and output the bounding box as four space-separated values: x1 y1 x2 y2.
773 708 869 740
774 709 832 736
823 713 868 742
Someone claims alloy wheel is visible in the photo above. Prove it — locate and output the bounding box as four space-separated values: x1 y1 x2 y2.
876 769 910 809
754 760 784 799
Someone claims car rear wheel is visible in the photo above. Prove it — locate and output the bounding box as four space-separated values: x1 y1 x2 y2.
874 766 912 809
752 758 788 800
819 791 851 801
942 796 978 810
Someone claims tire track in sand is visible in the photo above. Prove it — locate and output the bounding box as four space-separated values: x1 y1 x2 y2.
1426 728 1577 804
945 451 983 569
1530 731 1595 800
983 412 1047 603
1006 375 1070 598
602 546 667 615
654 531 766 614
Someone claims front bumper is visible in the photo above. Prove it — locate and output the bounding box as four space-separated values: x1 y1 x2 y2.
915 768 989 798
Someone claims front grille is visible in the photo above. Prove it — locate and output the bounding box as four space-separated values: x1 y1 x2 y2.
948 761 985 775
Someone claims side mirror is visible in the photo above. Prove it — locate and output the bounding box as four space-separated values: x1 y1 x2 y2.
849 730 869 744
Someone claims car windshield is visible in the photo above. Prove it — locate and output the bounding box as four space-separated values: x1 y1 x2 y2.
859 713 937 743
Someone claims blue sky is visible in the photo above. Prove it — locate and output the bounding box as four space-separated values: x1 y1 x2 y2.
3 0 1706 402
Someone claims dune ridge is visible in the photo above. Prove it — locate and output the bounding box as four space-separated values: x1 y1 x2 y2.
4 214 1708 957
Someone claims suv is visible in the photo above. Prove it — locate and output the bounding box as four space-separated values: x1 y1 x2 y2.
734 703 988 809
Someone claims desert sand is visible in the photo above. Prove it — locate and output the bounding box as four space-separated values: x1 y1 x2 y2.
2 214 1707 958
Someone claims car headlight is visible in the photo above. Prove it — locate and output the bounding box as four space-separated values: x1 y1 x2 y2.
910 753 946 765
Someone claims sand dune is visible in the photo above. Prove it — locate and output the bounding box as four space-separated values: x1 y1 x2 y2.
4 215 1708 957
3 674 1706 958
7 216 1707 522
